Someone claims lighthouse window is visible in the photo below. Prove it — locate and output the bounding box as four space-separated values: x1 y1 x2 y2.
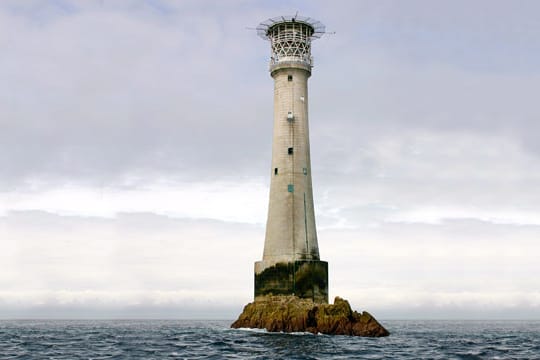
288 147 293 155
287 111 294 121
303 167 308 175
288 75 293 81
288 184 294 193
274 168 278 175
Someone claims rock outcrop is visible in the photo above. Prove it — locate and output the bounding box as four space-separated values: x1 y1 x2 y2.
231 295 389 337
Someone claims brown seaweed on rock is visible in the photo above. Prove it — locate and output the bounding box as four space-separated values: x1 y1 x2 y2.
231 295 389 337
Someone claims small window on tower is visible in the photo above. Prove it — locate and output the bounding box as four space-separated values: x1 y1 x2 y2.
288 184 294 193
288 147 293 155
287 111 294 121
274 168 278 175
288 75 293 81
303 167 308 175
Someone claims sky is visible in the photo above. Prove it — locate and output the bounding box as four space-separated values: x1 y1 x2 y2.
1 0 540 320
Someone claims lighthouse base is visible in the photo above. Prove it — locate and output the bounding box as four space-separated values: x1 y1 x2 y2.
254 260 328 303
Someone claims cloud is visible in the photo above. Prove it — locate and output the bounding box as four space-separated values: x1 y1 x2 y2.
0 180 269 222
1 211 539 319
2 0 539 190
313 130 540 229
0 211 262 318
0 1 272 189
1 1 540 318
322 219 540 319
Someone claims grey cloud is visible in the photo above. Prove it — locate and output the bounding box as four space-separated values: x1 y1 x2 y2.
2 0 540 191
0 3 272 189
0 306 240 320
2 211 539 319
0 210 262 298
310 129 540 231
2 0 540 319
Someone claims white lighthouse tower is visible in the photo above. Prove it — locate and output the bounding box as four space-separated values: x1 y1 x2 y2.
255 15 328 303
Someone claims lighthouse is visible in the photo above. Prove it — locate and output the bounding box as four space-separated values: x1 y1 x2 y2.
255 15 328 303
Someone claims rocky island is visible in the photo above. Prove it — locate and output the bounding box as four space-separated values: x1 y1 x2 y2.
231 295 389 337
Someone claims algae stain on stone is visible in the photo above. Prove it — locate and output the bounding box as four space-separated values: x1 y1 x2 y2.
255 261 328 303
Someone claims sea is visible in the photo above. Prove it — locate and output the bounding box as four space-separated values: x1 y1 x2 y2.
0 320 539 359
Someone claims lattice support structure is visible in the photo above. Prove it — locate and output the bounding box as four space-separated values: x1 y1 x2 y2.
257 16 325 69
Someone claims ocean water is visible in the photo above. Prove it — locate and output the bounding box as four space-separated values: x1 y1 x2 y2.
0 320 539 359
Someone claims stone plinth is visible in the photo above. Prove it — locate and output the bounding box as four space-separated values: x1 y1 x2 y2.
254 260 328 303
